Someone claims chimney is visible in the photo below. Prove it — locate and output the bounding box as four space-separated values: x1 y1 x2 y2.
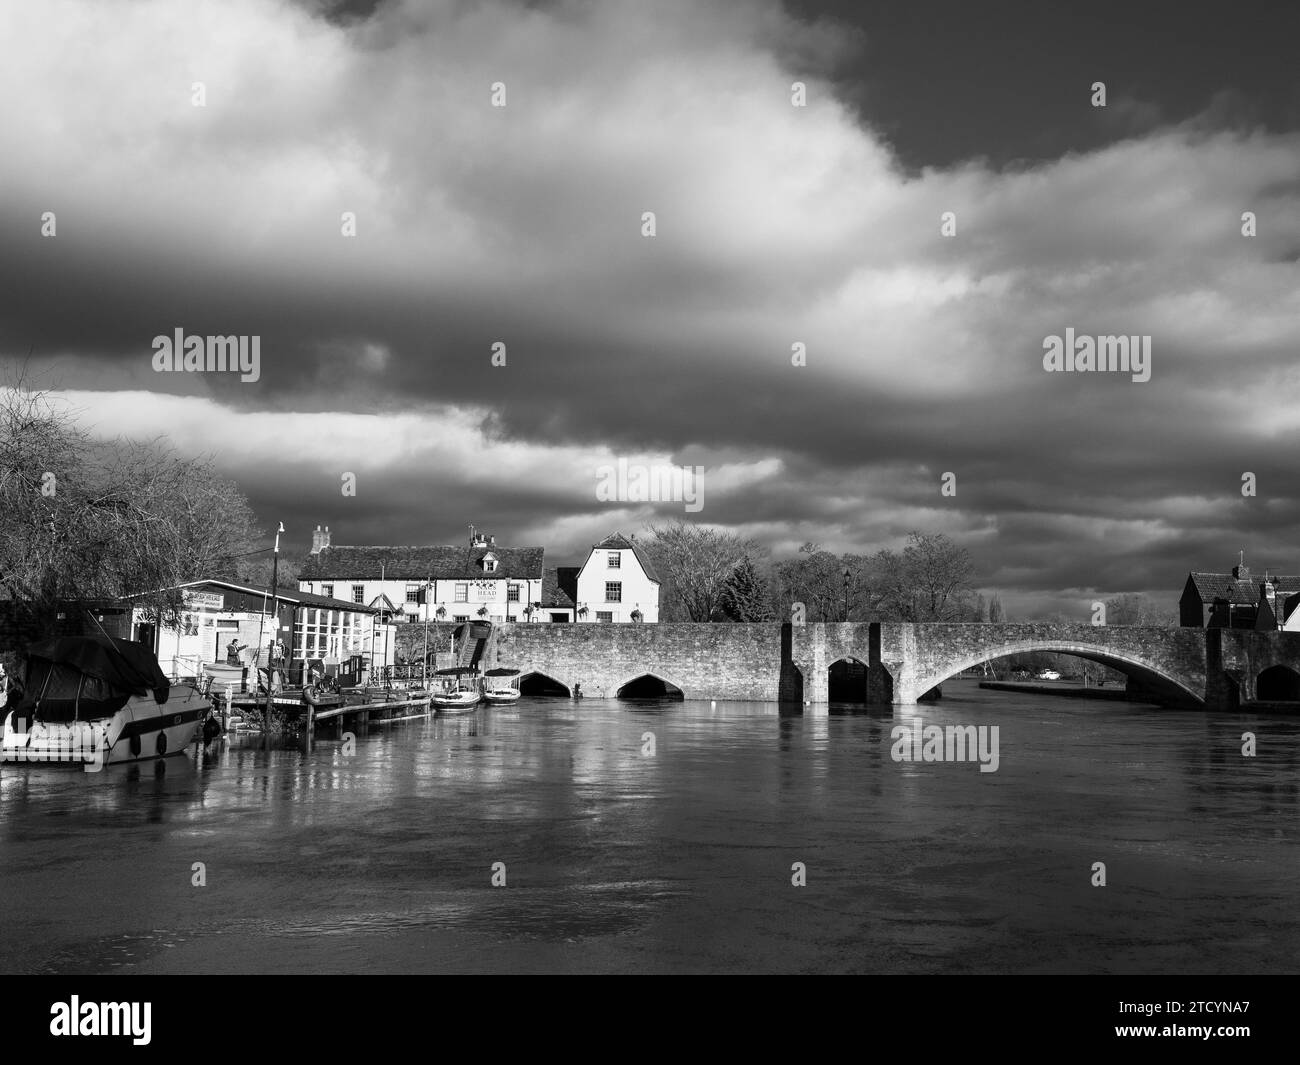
1262 572 1277 606
311 525 323 554
489 535 495 547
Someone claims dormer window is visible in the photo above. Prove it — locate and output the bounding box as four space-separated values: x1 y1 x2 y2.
481 552 498 574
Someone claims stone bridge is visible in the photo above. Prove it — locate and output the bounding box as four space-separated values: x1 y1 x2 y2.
394 621 1300 711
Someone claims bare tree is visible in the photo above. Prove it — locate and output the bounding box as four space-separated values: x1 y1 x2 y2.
1103 592 1174 626
642 520 757 621
1 370 263 643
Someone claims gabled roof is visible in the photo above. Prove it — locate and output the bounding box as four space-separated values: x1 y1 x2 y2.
298 545 544 581
540 568 575 608
587 533 660 583
1184 572 1300 606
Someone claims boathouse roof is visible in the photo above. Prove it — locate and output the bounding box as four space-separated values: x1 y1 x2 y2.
298 545 545 581
122 579 381 614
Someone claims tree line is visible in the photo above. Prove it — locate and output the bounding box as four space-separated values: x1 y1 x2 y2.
0 370 265 666
639 521 996 623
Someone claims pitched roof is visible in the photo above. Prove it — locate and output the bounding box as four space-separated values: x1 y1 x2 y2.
1185 571 1300 606
589 533 660 583
540 568 575 608
298 544 544 581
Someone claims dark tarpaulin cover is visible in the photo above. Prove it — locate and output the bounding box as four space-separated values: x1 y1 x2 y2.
23 636 171 700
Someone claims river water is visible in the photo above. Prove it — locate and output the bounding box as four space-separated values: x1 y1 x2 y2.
1 681 1296 974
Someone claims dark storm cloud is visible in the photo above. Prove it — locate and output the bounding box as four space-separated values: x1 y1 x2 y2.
3 0 1299 612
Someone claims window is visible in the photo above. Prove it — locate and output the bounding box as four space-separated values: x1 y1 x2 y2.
506 615 516 623
352 584 365 604
454 615 469 623
322 584 333 599
596 611 613 623
507 584 520 603
608 552 620 568
605 582 622 603
455 583 468 602
406 584 420 603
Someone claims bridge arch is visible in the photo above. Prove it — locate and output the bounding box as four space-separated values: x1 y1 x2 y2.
1256 665 1300 701
828 657 868 703
518 670 571 697
614 672 686 700
906 640 1205 707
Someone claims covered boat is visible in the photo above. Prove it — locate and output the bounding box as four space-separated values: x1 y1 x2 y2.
481 668 522 705
0 636 209 767
431 667 481 714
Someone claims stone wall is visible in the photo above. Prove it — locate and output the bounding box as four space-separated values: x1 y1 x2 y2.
386 619 1300 710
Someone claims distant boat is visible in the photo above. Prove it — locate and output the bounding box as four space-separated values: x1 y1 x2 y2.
482 668 521 705
1 636 207 766
432 667 481 714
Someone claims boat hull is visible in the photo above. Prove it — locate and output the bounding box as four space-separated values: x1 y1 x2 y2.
482 689 521 705
432 692 481 714
0 686 208 766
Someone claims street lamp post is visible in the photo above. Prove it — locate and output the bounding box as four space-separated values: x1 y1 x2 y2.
843 569 851 622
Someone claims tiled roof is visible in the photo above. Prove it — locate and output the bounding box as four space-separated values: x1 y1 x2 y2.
298 545 544 581
1185 572 1300 606
556 566 580 604
591 533 660 583
539 568 575 608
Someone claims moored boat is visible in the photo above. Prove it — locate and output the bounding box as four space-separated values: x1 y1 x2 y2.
0 636 208 767
431 667 481 714
481 668 522 705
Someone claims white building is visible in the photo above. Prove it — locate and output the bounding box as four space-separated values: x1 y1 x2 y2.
121 578 392 684
571 533 660 623
298 526 545 624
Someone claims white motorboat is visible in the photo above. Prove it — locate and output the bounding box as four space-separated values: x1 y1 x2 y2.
481 668 522 705
1 636 209 767
431 667 481 714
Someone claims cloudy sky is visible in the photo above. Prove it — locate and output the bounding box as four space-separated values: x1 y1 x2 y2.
2 0 1298 618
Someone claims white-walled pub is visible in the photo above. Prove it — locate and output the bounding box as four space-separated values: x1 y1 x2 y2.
298 527 544 623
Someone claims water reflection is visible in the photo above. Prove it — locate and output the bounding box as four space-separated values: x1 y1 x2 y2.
1 684 1297 974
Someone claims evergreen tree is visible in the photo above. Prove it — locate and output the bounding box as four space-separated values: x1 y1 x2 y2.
719 556 773 621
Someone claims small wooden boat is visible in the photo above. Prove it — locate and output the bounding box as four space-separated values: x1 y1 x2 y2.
481 668 522 705
431 667 481 714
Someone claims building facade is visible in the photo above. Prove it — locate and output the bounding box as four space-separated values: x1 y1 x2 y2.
298 526 545 624
571 533 660 623
122 579 391 684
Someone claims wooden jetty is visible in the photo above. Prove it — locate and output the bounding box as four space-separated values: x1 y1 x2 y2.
307 688 434 737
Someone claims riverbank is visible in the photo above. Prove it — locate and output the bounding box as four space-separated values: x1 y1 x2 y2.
979 680 1133 701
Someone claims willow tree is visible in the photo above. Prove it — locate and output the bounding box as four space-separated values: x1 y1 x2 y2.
0 371 262 647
